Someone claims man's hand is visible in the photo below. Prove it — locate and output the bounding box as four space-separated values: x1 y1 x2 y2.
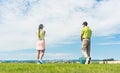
81 38 83 41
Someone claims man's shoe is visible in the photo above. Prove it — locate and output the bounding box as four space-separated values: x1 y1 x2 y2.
88 57 91 64
85 57 91 64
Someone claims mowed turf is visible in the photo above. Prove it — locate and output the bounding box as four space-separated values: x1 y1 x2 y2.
0 63 120 73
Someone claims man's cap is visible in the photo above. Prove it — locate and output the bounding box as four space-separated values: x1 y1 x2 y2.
82 21 88 25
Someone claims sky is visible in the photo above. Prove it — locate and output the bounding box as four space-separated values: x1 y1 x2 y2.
0 0 120 60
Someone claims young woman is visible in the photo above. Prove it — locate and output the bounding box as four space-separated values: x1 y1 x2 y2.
36 24 46 64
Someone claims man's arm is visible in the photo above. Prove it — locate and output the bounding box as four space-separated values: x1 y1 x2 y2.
81 34 83 41
81 29 84 41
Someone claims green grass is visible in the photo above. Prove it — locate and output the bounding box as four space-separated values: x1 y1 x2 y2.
0 63 120 73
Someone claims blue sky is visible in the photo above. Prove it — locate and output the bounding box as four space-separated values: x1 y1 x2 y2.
0 0 120 60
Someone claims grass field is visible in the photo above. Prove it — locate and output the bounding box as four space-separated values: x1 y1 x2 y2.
0 63 120 73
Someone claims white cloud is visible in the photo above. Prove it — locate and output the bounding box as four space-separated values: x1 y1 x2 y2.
45 53 77 60
0 53 36 60
0 0 120 51
98 41 120 45
89 0 120 36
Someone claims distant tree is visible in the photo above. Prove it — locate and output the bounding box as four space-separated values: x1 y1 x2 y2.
103 58 114 61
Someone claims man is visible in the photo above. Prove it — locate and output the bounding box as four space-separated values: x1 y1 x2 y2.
81 21 92 64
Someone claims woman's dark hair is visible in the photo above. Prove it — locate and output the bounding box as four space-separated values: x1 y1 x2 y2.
39 24 44 29
82 21 88 26
38 24 44 39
